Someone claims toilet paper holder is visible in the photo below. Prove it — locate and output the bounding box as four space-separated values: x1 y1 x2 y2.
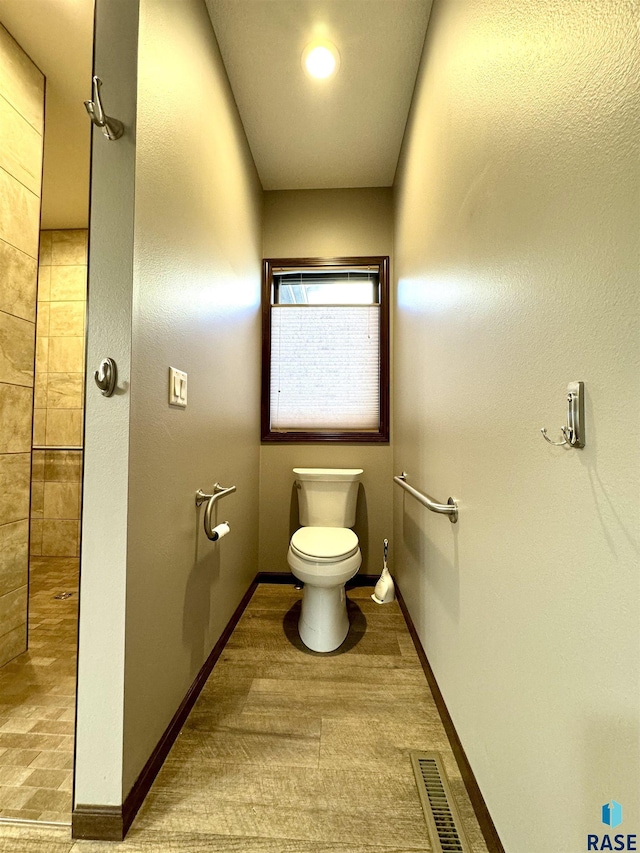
195 483 236 540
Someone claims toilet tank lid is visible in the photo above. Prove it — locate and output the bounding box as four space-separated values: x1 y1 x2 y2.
293 468 363 481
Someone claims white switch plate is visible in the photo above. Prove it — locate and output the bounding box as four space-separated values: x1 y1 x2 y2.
169 367 187 408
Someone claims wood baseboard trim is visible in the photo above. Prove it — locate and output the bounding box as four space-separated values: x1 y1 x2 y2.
72 578 259 841
255 571 294 583
395 585 505 853
347 573 378 588
255 571 379 588
71 804 123 842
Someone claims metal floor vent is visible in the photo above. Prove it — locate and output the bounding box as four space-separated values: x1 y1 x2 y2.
410 751 471 853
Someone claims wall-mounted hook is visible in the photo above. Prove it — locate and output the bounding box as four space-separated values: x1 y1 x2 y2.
84 76 124 141
94 358 117 397
541 381 585 448
541 427 569 447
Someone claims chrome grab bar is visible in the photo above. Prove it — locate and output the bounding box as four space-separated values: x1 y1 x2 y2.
394 472 458 523
195 483 236 540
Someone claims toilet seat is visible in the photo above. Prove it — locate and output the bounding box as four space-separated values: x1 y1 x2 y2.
290 527 359 562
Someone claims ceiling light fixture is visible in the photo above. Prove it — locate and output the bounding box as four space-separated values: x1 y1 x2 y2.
302 41 340 80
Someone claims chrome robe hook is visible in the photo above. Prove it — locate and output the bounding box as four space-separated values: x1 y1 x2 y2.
94 358 117 397
84 76 124 141
541 381 585 448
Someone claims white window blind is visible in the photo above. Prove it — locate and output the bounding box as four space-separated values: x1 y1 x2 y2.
270 305 380 430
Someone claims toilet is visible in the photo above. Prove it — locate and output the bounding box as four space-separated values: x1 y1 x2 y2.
287 468 363 652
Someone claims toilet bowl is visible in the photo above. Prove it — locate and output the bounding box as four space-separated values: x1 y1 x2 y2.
288 527 361 652
287 469 363 653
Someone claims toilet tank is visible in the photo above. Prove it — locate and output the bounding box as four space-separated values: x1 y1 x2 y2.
294 468 363 528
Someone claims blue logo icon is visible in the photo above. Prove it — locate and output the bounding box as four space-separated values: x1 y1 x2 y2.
602 801 623 829
588 801 635 850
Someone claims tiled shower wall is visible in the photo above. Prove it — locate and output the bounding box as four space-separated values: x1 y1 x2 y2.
30 230 87 558
0 24 44 666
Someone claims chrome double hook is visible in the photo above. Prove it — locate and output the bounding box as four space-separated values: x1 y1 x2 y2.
541 424 577 447
541 381 585 448
84 76 124 141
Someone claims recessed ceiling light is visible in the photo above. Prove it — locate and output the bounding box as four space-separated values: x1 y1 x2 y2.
302 41 340 80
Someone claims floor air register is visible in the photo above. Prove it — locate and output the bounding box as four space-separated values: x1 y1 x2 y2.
410 751 471 853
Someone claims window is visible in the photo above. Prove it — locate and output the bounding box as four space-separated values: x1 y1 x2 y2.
261 256 390 442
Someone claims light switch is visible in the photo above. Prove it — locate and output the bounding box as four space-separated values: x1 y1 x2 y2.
169 367 187 408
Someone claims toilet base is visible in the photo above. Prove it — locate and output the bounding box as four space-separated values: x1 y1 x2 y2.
299 584 349 653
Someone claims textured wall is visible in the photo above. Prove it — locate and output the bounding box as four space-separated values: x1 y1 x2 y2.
75 0 139 807
261 188 394 576
122 0 263 796
76 0 263 808
394 1 640 850
31 230 87 559
0 24 44 667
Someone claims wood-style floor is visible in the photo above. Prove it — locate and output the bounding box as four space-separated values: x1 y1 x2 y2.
0 557 77 825
0 583 489 852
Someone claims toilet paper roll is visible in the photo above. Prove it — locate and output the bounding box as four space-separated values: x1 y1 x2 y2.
212 522 230 541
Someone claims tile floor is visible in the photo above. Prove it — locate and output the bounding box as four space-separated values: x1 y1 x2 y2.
0 582 490 852
0 557 77 825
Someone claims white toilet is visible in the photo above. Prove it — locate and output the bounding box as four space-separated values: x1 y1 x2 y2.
287 467 363 653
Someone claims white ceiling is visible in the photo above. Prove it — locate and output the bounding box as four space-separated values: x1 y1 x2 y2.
205 0 432 190
0 0 94 229
0 0 430 228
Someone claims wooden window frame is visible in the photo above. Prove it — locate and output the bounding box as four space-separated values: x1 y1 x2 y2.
261 255 390 443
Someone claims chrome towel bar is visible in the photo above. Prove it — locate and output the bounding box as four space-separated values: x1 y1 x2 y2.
195 483 236 540
394 472 458 523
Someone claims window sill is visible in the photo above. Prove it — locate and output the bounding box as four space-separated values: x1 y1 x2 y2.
261 429 390 444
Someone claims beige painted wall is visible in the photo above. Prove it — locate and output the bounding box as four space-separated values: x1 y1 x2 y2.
75 0 138 807
394 1 640 851
122 0 263 795
260 188 394 576
76 0 263 807
0 23 43 667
